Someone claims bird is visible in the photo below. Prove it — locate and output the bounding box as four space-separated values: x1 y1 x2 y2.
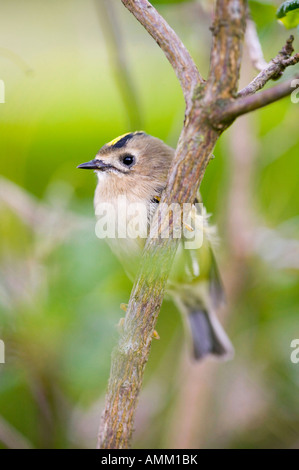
78 131 234 360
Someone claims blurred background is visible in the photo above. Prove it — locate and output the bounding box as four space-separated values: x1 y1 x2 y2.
0 0 299 449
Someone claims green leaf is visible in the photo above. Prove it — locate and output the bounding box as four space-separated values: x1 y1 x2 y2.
249 1 277 29
276 0 299 28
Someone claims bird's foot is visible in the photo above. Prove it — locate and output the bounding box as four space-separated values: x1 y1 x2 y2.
120 303 128 312
183 222 194 232
153 330 160 340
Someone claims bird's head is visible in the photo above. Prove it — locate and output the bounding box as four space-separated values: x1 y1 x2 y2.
78 132 174 197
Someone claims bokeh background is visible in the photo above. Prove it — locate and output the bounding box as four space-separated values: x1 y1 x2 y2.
0 0 299 449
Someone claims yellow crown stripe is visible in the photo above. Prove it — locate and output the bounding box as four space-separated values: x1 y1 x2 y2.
106 131 145 148
106 132 132 147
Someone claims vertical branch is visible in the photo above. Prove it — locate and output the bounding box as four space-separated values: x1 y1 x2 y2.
207 0 247 98
98 116 220 449
97 0 247 450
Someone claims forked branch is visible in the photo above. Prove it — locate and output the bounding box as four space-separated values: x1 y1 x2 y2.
239 35 299 97
97 0 298 449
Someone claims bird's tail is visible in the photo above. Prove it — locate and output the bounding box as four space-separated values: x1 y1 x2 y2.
188 308 234 361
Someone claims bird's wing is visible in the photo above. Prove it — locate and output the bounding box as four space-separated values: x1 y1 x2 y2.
168 199 225 309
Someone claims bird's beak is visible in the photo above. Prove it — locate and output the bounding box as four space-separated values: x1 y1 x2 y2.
77 159 99 170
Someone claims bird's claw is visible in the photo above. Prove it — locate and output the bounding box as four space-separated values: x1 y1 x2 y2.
153 330 160 340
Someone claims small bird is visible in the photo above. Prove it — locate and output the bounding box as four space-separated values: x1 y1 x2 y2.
78 131 234 360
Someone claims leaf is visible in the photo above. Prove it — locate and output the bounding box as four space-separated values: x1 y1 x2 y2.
276 0 299 28
249 0 277 29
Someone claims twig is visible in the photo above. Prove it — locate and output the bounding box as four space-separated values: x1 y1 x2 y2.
121 0 203 112
245 19 267 72
95 0 143 129
239 35 299 97
217 75 299 122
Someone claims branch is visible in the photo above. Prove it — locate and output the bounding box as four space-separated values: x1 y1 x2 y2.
207 0 247 98
98 121 220 449
239 35 299 97
245 19 267 72
121 0 203 112
97 0 247 449
217 75 299 122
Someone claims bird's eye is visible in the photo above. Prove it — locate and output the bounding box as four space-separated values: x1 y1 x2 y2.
121 154 135 167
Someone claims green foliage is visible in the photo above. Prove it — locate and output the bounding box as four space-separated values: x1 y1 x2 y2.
0 0 299 450
249 0 277 29
276 0 299 28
